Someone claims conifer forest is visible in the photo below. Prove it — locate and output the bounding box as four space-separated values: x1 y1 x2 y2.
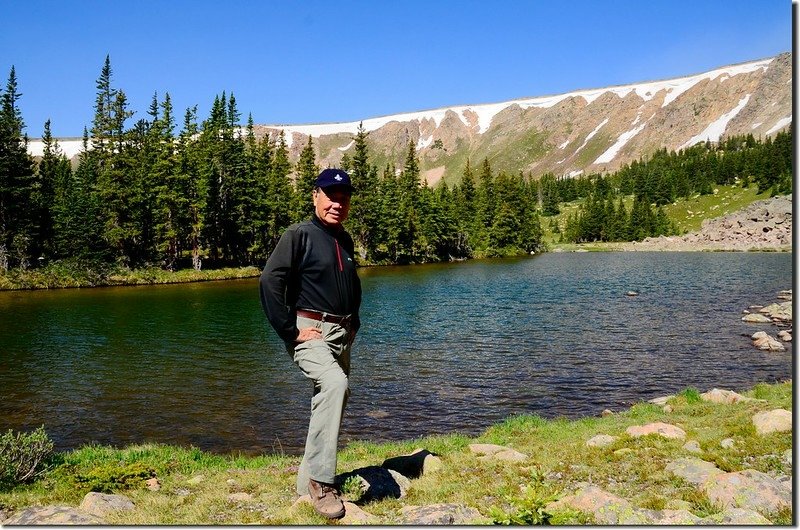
0 58 792 273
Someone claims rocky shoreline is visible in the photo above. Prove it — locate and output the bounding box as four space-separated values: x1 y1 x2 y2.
622 195 792 252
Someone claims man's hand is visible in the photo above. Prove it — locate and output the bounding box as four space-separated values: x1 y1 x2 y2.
295 327 322 343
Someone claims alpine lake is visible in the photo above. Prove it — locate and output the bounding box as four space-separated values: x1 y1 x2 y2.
0 251 792 456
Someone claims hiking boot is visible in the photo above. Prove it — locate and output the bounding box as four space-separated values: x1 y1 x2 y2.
308 479 345 519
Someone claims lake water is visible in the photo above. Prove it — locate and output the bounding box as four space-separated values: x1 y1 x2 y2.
0 252 792 455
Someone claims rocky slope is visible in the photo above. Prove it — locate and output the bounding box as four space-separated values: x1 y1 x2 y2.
622 195 792 251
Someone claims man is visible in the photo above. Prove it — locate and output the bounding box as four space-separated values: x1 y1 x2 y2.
259 168 361 520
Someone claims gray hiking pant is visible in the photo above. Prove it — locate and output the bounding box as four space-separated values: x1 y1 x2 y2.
287 315 352 495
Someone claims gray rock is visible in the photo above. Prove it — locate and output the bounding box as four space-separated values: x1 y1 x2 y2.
752 332 786 351
753 409 792 435
546 484 634 525
340 501 379 524
720 438 735 449
4 506 105 525
586 434 618 448
469 443 528 462
703 469 792 513
682 440 702 453
648 395 674 406
665 457 724 485
639 509 704 524
742 313 774 323
711 507 773 525
79 492 135 517
227 492 253 502
701 388 762 404
783 448 792 465
400 504 488 525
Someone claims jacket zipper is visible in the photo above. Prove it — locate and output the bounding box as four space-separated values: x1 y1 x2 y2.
335 239 344 272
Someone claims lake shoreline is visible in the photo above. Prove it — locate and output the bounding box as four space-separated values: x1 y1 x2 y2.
0 246 791 292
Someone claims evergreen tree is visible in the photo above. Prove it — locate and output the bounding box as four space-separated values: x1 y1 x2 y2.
0 66 36 269
34 119 68 260
293 135 318 223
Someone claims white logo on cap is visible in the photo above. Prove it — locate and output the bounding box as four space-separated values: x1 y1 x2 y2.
335 175 343 181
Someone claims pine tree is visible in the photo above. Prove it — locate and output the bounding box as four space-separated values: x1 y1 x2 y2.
34 119 68 260
293 135 318 223
347 122 379 261
0 66 36 269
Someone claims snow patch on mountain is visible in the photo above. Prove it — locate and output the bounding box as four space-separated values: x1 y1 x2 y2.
594 120 649 165
766 116 792 135
574 118 608 155
680 94 751 149
338 140 355 151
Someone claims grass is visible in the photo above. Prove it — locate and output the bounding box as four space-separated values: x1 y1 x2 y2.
0 381 792 524
0 264 261 291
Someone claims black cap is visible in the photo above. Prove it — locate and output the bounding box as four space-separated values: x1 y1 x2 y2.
314 168 353 192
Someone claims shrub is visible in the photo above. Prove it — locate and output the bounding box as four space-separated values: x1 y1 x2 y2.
0 426 55 487
489 468 559 525
73 461 155 493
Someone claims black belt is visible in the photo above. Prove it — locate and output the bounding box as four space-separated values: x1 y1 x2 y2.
297 309 352 326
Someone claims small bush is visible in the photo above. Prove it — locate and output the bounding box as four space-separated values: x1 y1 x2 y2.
679 387 702 404
489 468 559 525
73 461 155 493
0 426 55 487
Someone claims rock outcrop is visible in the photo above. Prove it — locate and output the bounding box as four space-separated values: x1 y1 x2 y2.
627 195 792 251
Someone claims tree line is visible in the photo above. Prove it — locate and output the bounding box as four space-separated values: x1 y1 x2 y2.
536 130 792 243
0 57 792 272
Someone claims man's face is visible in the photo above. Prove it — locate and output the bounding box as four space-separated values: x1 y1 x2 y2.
313 186 351 227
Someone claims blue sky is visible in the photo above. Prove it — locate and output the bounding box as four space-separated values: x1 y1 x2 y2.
0 0 792 138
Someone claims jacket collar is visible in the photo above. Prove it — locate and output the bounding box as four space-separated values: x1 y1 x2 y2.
311 214 344 236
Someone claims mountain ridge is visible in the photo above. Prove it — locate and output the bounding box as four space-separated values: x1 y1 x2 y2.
28 52 792 186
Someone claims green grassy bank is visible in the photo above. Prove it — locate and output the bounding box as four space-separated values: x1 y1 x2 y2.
0 264 261 290
0 381 792 524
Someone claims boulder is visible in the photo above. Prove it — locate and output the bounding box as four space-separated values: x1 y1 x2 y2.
79 492 135 518
778 330 792 342
682 440 702 453
469 443 528 462
145 477 161 491
712 507 773 525
647 395 674 406
4 506 105 525
783 448 792 466
742 313 774 323
720 438 735 449
601 409 614 417
227 492 253 503
626 422 686 440
341 501 379 524
586 434 618 448
547 484 635 525
760 301 792 321
703 469 792 513
639 509 704 524
400 504 488 525
753 409 792 435
700 388 762 404
665 457 724 485
752 332 786 352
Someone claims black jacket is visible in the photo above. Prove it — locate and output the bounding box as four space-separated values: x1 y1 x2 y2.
259 215 361 343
